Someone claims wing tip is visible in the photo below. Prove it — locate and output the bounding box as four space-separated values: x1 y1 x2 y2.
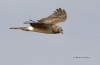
9 27 13 29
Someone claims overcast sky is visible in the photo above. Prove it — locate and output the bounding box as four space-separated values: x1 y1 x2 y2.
0 0 100 65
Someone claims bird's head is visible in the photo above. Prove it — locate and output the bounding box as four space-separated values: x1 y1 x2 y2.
53 26 63 34
58 27 63 34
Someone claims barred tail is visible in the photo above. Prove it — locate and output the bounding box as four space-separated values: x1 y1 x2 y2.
9 27 23 29
9 27 29 31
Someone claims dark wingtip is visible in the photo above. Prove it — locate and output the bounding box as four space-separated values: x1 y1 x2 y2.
9 27 15 29
9 28 12 29
24 21 31 24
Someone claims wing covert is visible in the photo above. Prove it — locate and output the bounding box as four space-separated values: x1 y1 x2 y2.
38 8 67 25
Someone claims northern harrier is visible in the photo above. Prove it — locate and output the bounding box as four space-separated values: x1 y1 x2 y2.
9 8 67 34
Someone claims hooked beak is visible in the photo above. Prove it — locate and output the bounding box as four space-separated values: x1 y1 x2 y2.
62 32 63 34
60 31 63 34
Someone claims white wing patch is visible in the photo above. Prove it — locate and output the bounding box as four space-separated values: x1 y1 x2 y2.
28 26 34 31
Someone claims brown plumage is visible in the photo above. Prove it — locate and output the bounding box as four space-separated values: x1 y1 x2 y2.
38 8 67 24
9 8 67 34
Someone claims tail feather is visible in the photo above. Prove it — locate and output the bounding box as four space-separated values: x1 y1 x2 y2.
9 27 29 31
9 27 23 29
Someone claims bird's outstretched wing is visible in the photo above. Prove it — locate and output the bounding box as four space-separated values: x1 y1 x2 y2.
30 22 52 30
24 21 53 30
37 8 67 25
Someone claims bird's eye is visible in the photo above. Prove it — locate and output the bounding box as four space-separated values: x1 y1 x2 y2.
59 28 63 32
59 29 62 31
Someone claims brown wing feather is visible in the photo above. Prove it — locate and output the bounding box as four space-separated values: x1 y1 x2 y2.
30 22 54 33
30 22 52 30
38 8 67 25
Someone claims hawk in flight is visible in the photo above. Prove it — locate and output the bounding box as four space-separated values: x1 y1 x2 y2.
9 8 67 34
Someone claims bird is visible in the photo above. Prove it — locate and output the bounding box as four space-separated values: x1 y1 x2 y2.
9 8 67 34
